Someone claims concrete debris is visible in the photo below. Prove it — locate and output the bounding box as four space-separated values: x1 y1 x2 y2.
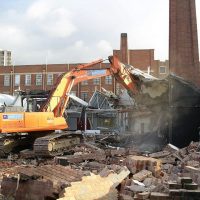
133 170 152 182
132 180 145 187
126 184 147 193
143 177 162 188
0 141 200 199
124 156 161 177
58 167 129 200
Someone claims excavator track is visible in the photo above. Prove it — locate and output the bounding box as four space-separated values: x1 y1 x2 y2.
33 132 82 157
0 135 35 157
0 136 16 157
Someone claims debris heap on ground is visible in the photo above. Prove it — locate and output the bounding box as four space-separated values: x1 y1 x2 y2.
0 141 200 199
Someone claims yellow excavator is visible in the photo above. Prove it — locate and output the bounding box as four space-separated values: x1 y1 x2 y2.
0 55 149 157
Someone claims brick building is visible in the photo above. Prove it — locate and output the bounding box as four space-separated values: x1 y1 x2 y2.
0 33 168 100
169 0 200 86
113 33 169 79
0 63 114 101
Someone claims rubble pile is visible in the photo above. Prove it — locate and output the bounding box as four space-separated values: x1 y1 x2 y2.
0 142 200 199
150 142 200 184
1 165 85 200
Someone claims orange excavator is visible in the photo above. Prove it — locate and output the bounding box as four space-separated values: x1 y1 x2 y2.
0 55 146 156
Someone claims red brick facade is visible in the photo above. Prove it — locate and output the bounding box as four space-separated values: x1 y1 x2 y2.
113 33 169 78
0 63 114 101
169 0 200 86
0 33 168 100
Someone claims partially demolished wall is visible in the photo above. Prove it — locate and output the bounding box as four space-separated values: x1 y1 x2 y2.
132 74 200 148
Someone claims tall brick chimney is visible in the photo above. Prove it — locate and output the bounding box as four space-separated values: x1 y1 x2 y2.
120 33 129 64
169 0 200 86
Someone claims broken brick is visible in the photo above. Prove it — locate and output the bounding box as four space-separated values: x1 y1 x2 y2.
124 156 161 177
133 170 152 182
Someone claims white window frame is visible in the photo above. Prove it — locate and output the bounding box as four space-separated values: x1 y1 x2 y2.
25 74 31 86
14 74 20 86
36 74 42 86
47 74 53 85
4 75 10 86
159 66 166 74
93 78 100 85
105 76 112 85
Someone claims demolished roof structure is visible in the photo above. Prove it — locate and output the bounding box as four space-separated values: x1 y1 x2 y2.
131 73 200 148
64 69 200 149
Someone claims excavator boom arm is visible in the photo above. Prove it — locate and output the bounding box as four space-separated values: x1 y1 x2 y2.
108 55 140 94
42 59 112 117
42 55 148 118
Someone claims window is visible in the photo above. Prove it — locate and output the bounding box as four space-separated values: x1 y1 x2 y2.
159 66 166 74
36 74 42 86
4 75 10 86
81 92 88 101
105 76 112 84
47 74 53 85
93 78 100 85
81 80 88 85
25 74 31 86
14 74 20 86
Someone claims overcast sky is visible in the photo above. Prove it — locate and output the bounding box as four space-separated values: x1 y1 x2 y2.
0 0 200 65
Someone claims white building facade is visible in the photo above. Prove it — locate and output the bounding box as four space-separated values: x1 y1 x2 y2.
0 50 12 66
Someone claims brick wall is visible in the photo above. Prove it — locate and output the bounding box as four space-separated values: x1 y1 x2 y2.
120 33 129 63
0 63 114 101
128 49 159 76
169 0 200 86
113 34 169 79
